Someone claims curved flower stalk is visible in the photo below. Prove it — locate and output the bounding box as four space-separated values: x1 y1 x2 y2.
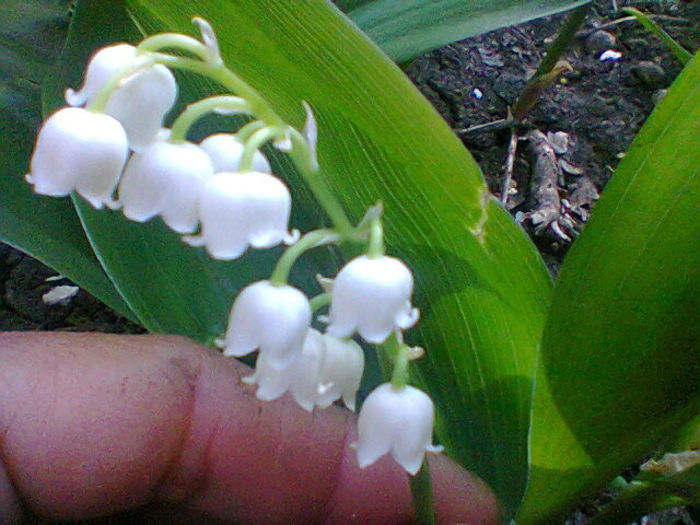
243 329 364 411
65 44 177 151
327 255 420 343
200 133 271 173
184 171 298 260
354 383 443 475
25 107 128 209
116 138 214 233
219 280 311 370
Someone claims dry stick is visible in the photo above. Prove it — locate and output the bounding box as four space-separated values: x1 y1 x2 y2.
525 130 568 239
577 14 690 38
497 3 591 206
457 118 511 135
501 116 519 206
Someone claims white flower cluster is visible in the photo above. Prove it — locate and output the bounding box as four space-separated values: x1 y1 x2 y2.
27 43 294 254
24 20 441 476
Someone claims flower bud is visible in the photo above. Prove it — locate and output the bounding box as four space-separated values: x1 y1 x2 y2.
221 280 311 369
65 44 177 151
117 139 214 233
25 107 128 208
200 133 271 173
354 383 442 475
244 329 364 411
327 255 419 343
184 171 298 260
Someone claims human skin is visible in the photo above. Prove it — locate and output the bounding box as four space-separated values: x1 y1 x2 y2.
0 332 501 524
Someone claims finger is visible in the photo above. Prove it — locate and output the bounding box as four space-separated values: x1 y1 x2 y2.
0 332 501 524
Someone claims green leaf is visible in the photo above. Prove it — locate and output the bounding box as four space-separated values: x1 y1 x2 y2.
340 0 591 63
0 0 136 321
518 53 700 523
46 0 552 511
0 0 72 83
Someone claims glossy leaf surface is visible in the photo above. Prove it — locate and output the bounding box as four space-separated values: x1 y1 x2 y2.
519 53 700 523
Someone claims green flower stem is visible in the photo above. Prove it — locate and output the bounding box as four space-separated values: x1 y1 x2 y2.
409 459 435 525
149 52 355 235
367 215 385 259
236 120 266 142
149 53 284 126
390 340 410 389
379 333 409 388
269 229 339 286
239 126 287 172
287 127 354 236
137 33 211 62
310 292 332 313
169 95 251 142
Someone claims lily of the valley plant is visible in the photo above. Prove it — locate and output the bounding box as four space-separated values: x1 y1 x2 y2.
25 18 443 477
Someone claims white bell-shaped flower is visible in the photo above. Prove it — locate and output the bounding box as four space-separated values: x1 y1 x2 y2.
25 107 128 209
117 138 214 233
184 171 298 260
65 44 177 151
327 255 419 343
220 280 311 369
243 329 364 411
200 133 271 173
354 383 443 475
104 64 177 151
65 44 137 106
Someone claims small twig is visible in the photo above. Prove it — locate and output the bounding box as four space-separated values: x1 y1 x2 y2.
501 126 519 207
576 15 636 37
576 14 691 39
456 118 511 135
524 130 571 241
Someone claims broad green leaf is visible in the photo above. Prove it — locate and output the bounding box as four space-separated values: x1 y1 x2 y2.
518 53 700 523
46 0 552 511
0 0 72 83
340 0 591 63
0 0 136 321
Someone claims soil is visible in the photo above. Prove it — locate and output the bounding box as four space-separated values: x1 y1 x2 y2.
0 0 697 522
407 0 698 273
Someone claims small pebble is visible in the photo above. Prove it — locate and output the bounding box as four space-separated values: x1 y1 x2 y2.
42 285 79 306
631 61 667 87
547 131 570 155
586 30 617 56
599 49 623 62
